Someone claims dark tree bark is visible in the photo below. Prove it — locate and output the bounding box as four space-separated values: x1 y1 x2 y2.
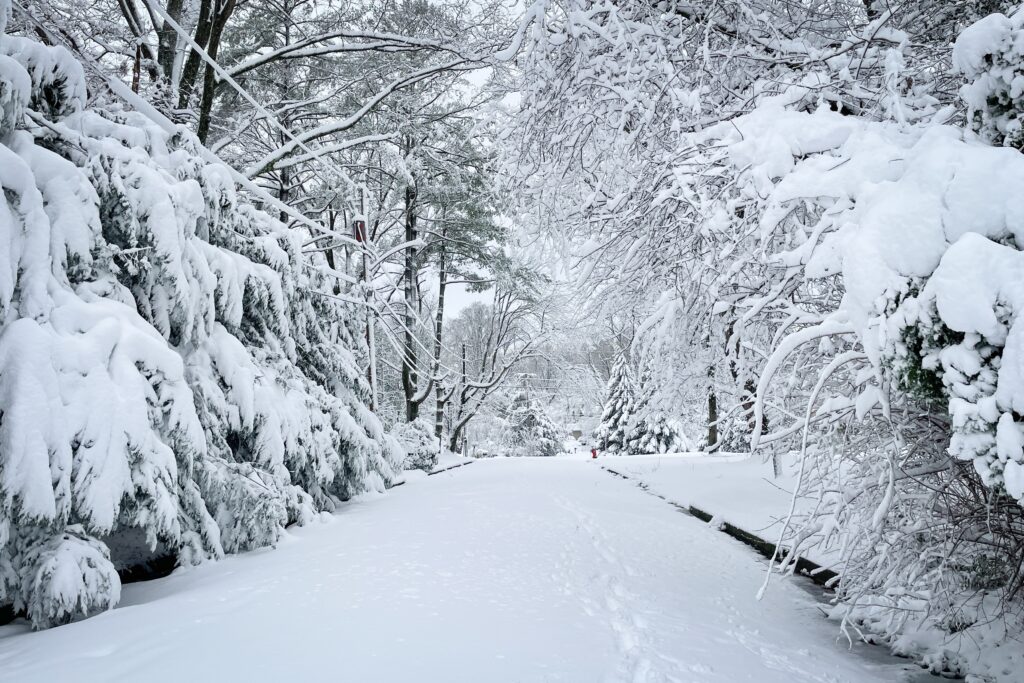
177 0 214 110
196 0 235 143
433 237 448 440
402 179 420 422
155 0 185 83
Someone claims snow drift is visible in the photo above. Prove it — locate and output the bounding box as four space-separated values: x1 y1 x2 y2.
0 0 400 629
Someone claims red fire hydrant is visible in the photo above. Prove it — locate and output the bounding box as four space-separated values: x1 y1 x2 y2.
591 448 598 459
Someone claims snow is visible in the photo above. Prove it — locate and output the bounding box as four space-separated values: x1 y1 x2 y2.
0 458 905 682
594 452 813 556
390 419 440 471
432 450 471 471
0 19 396 627
684 96 1024 502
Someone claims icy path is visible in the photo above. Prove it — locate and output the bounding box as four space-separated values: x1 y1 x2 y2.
0 458 902 682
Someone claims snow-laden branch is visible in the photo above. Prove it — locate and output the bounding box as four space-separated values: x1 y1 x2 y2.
245 57 475 177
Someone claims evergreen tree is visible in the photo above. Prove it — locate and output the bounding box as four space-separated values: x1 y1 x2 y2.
504 393 561 457
0 14 398 628
629 412 690 455
594 357 635 453
625 357 689 454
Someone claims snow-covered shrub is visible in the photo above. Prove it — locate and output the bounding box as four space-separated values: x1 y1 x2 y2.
956 9 1024 149
11 527 120 629
0 12 394 628
628 412 689 455
391 419 440 471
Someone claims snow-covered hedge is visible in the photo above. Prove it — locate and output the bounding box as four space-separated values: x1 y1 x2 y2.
0 7 399 629
391 420 440 471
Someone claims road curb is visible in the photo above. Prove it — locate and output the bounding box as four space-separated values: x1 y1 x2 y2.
601 466 838 588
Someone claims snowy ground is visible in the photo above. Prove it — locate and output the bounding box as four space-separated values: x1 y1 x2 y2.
0 458 918 682
594 452 816 558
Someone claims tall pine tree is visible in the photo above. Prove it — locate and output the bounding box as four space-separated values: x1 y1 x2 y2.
594 357 635 453
625 356 689 454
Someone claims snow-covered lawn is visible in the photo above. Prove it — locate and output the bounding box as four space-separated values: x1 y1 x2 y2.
597 453 787 528
0 458 911 682
594 452 812 556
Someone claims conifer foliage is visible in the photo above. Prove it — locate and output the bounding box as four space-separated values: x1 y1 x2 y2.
503 392 561 457
0 3 399 629
594 357 635 453
624 358 685 455
627 413 689 456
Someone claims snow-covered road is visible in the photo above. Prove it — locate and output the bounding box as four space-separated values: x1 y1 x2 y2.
0 458 906 682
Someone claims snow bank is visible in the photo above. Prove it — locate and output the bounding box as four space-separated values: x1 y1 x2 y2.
598 453 799 543
0 9 396 628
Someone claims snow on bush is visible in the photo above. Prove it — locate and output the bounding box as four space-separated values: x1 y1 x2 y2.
0 9 396 628
391 419 440 471
12 527 120 629
687 88 1024 679
955 8 1024 149
628 412 689 455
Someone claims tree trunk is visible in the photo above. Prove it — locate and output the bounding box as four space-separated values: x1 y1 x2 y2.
177 0 214 110
115 0 160 83
132 45 141 93
433 239 447 441
401 180 419 422
156 0 185 88
706 366 718 452
447 343 467 452
196 0 235 144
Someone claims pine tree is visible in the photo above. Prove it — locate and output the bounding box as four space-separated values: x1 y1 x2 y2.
625 358 689 454
0 11 398 628
504 392 561 457
594 357 635 453
629 412 690 455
